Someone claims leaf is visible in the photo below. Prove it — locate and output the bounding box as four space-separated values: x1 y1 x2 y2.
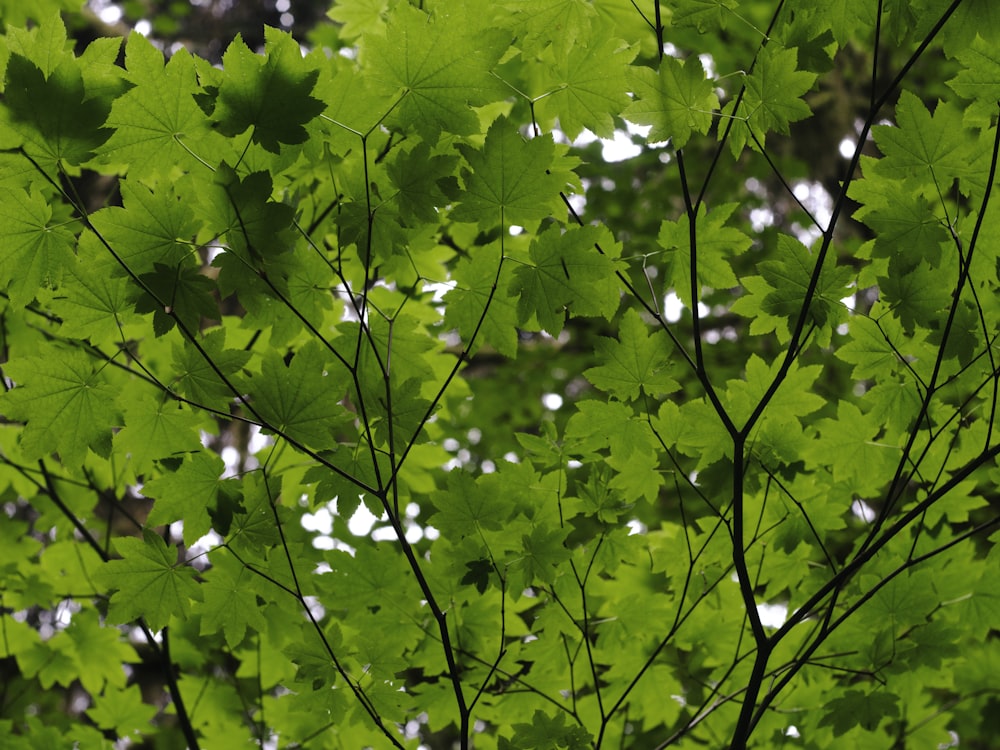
87 685 158 737
443 244 520 357
113 382 206 476
819 689 900 736
452 119 566 229
584 308 680 400
0 187 76 308
363 1 510 139
171 329 252 408
624 55 719 147
89 179 198 277
512 224 623 333
198 556 268 648
144 452 241 546
210 27 325 153
806 401 898 489
246 342 352 451
726 44 817 152
97 32 214 175
0 348 120 464
97 531 200 631
731 234 852 341
1 51 111 166
871 92 979 188
658 202 753 303
535 37 637 140
427 471 512 539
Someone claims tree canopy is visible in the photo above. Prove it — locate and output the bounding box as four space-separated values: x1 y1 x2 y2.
2 1 1000 748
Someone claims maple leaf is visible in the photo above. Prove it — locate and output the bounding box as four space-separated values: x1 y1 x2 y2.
871 92 980 190
624 55 719 147
443 246 520 358
584 308 680 400
197 555 268 648
0 348 120 464
209 27 325 153
145 452 243 546
50 238 139 341
362 1 510 140
113 382 206 477
171 328 252 408
726 44 817 152
0 187 76 308
451 119 566 229
806 401 899 490
668 0 740 31
428 471 510 539
511 224 623 334
87 685 158 737
534 37 638 140
245 342 351 451
658 202 753 303
948 35 1000 128
1 27 112 166
327 0 390 41
819 689 900 736
97 531 200 631
88 179 198 277
730 234 852 342
97 32 215 176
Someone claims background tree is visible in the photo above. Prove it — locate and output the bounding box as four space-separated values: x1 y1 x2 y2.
1 1 999 749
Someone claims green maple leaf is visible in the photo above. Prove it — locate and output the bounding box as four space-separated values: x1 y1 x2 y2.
0 16 113 166
508 709 592 749
806 401 898 489
133 261 219 336
247 342 351 451
724 354 825 426
209 27 325 153
850 176 949 275
50 236 139 341
500 0 598 56
658 202 753 303
798 0 877 44
428 471 511 539
948 35 1000 127
535 37 637 140
65 610 134 694
452 119 566 229
819 689 899 736
198 555 268 648
624 55 719 148
113 382 206 477
171 328 251 408
0 187 76 308
871 92 979 189
512 224 623 333
0 348 120 464
668 0 740 31
726 44 816 152
512 525 571 587
327 0 390 40
385 142 459 224
87 685 158 737
194 163 296 264
443 245 520 357
584 308 680 400
89 179 198 277
145 452 242 546
362 1 509 140
97 32 215 176
97 530 200 631
731 234 852 341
